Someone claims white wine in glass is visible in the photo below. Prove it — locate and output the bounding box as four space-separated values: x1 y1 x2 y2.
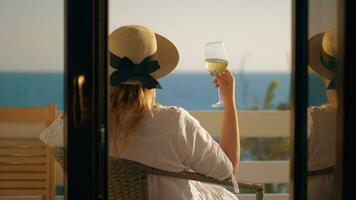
205 58 229 74
204 41 229 107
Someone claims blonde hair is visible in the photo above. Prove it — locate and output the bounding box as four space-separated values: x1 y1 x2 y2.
109 84 155 155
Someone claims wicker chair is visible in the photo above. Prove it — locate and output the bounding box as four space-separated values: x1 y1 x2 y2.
53 147 264 200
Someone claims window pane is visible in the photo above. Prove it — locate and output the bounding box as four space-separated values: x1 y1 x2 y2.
0 0 65 199
307 0 338 199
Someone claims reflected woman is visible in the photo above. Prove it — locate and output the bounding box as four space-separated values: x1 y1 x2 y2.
108 25 240 200
307 28 338 200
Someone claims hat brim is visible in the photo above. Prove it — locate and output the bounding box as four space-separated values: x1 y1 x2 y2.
108 32 179 86
309 33 334 80
150 33 179 79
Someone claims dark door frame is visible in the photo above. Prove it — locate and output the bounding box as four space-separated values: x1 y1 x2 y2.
65 0 108 199
291 0 308 199
337 0 356 199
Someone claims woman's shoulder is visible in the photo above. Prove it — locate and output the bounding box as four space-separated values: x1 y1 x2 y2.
307 104 336 130
153 105 189 116
308 104 336 117
151 105 197 124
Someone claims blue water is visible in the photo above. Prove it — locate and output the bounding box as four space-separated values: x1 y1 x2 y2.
0 73 64 109
0 72 327 111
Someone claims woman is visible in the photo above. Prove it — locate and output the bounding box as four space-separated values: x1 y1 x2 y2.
307 28 338 200
109 25 240 200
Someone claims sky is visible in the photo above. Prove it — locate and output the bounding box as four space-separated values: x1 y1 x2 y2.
0 0 337 73
0 0 64 72
110 0 292 73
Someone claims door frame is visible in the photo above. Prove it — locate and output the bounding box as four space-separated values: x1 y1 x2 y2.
64 0 108 199
291 0 308 199
336 0 356 199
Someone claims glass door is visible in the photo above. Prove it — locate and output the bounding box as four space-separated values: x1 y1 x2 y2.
306 1 339 200
0 1 66 200
291 0 355 199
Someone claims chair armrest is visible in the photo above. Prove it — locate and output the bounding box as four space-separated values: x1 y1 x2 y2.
150 168 264 192
149 168 264 195
54 151 265 200
111 158 264 200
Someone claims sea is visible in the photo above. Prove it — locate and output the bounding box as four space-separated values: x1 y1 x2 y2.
0 72 327 111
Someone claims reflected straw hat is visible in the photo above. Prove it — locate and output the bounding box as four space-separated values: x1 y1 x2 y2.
109 25 179 89
308 28 338 89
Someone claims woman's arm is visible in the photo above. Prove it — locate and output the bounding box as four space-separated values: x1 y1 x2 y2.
215 69 240 173
177 107 236 180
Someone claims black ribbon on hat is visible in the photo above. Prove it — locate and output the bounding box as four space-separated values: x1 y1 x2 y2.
320 48 337 89
110 52 162 89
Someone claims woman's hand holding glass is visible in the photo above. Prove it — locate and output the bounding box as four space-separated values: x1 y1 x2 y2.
214 69 236 107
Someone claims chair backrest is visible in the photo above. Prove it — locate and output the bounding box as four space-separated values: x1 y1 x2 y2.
0 104 56 200
109 158 149 200
52 149 263 199
108 159 262 200
52 151 152 200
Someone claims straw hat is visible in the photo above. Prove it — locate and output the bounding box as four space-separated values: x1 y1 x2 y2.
308 28 338 80
109 25 179 89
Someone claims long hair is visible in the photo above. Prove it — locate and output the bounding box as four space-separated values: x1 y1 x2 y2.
109 84 155 155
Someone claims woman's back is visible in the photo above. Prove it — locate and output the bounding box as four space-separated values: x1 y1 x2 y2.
109 105 237 200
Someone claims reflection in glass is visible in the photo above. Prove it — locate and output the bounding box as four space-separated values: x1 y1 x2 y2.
307 26 338 199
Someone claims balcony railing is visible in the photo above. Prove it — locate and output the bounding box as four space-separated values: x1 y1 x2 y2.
191 111 290 200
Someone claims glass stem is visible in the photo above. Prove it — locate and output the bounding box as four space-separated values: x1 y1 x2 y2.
217 87 222 103
214 70 223 104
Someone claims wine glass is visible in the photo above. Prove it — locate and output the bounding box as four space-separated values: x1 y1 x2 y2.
204 41 229 107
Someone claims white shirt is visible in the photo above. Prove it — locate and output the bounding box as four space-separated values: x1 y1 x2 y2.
307 104 336 200
109 105 239 200
307 104 336 171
